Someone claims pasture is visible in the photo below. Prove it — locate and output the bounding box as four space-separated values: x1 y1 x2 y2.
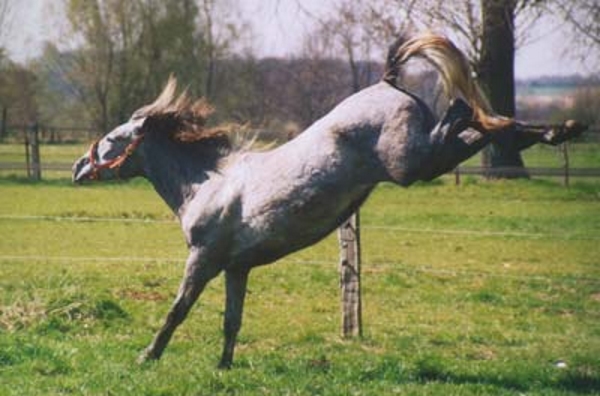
0 152 599 394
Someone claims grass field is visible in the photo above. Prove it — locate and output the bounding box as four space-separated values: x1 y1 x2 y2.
0 146 599 395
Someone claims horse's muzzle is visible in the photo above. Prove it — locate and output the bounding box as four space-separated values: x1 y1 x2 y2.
72 156 92 184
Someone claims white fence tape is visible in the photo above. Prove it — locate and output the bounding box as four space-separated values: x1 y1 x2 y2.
1 214 596 240
0 254 597 284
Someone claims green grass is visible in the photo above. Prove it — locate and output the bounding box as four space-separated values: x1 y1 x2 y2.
1 173 599 394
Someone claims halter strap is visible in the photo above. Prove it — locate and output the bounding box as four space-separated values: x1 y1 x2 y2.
88 134 145 180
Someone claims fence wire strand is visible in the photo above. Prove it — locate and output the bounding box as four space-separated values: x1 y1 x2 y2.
2 209 597 285
1 214 597 240
1 254 598 285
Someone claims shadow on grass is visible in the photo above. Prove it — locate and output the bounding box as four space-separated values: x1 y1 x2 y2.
246 353 600 394
412 356 600 394
417 369 600 394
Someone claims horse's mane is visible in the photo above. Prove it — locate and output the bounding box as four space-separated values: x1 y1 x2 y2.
134 76 231 149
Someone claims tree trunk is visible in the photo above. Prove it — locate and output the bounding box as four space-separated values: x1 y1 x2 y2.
478 0 528 178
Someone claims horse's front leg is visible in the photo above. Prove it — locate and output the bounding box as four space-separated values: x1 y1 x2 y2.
138 247 221 363
218 268 250 369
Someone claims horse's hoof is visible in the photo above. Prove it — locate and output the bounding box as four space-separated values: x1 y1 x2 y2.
545 120 587 145
137 354 150 365
217 361 232 370
564 120 587 136
137 349 159 365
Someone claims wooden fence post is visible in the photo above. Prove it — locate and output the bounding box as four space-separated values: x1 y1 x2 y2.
24 128 31 178
454 167 461 186
29 123 42 181
561 142 569 187
1 107 7 141
338 211 362 338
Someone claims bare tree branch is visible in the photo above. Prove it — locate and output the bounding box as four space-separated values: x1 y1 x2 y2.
0 0 14 54
551 0 600 46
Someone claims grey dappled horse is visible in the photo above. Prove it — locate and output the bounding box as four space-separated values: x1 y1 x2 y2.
73 34 584 368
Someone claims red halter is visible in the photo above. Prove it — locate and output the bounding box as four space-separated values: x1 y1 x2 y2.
88 134 145 180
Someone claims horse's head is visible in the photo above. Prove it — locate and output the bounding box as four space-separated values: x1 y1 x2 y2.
73 116 146 183
73 77 228 184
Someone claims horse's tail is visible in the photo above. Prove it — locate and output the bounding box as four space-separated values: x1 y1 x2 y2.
383 33 513 131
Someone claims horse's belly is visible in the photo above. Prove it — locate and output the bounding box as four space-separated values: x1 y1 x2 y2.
230 186 372 267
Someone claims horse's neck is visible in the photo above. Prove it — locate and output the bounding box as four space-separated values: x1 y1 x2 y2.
142 137 219 216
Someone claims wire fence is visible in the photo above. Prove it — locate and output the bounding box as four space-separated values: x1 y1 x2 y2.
1 254 598 286
2 213 599 286
2 214 598 240
1 123 100 144
0 123 599 184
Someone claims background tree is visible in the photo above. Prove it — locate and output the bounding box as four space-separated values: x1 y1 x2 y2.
478 0 526 177
0 60 38 129
319 1 375 94
548 0 600 60
199 0 254 117
64 0 128 133
475 0 599 177
300 0 415 95
53 0 248 135
0 0 11 56
0 0 10 139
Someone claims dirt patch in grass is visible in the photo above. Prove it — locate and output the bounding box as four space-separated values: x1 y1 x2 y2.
118 288 167 301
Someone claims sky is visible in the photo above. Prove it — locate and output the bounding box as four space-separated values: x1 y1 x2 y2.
3 0 596 80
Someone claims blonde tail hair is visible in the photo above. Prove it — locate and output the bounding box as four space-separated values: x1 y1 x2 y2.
383 33 514 131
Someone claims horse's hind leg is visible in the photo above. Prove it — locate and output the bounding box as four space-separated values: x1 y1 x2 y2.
138 248 221 363
218 268 249 369
420 99 492 181
429 98 474 145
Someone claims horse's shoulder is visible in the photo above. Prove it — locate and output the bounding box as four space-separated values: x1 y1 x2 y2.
178 176 243 238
